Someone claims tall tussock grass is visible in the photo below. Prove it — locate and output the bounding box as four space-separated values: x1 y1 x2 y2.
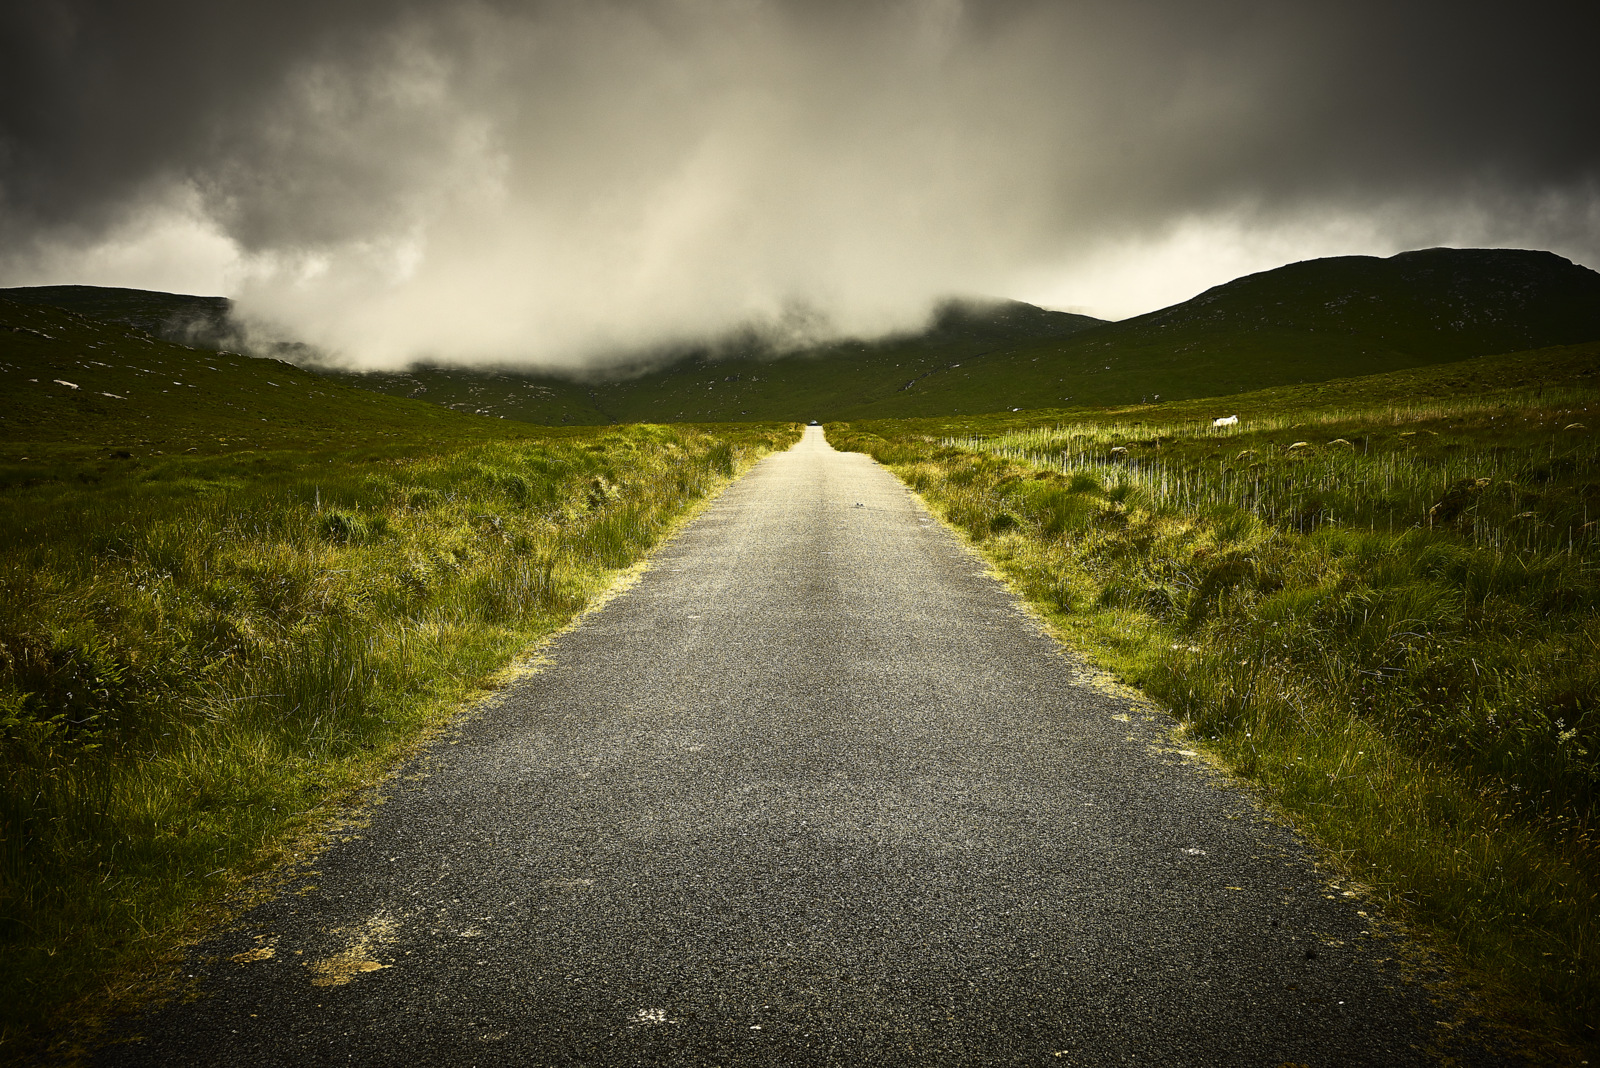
0 422 796 1046
833 388 1599 1053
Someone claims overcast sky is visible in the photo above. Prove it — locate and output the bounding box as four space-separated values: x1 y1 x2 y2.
2 0 1596 370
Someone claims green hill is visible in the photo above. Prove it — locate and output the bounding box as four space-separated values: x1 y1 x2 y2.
1108 247 1600 356
0 296 515 467
318 298 1107 425
0 287 1107 425
0 285 233 349
325 247 1600 423
10 247 1600 425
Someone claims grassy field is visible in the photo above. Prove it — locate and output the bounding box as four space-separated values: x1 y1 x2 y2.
829 340 1600 1055
0 298 801 1053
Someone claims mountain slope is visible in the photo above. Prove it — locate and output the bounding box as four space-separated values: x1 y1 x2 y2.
322 299 1108 424
1120 247 1600 355
9 247 1599 425
853 247 1600 419
0 298 516 466
335 247 1600 423
0 285 233 348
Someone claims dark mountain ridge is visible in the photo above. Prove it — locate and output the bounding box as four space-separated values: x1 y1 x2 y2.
0 295 505 464
5 247 1598 423
1123 247 1600 355
0 284 234 349
854 246 1600 421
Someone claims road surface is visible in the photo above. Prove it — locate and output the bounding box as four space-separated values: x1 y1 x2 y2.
99 426 1498 1066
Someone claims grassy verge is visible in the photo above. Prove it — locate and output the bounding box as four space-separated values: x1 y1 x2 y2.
0 420 799 1052
828 353 1599 1054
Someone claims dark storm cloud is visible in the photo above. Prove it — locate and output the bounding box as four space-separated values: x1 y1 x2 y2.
1 0 1595 367
0 1 395 230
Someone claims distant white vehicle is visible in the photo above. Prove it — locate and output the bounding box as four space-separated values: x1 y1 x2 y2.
1213 414 1240 427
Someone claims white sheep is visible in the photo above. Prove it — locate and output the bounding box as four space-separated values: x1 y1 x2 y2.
1212 414 1239 427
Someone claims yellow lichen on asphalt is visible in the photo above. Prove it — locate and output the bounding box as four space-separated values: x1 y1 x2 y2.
308 911 398 987
230 935 277 964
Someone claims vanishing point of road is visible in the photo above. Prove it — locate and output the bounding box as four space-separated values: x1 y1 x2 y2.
101 426 1502 1066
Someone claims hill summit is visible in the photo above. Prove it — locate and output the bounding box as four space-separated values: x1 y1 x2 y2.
1125 247 1600 357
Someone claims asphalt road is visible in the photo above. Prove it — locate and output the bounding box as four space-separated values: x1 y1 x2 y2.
99 426 1500 1066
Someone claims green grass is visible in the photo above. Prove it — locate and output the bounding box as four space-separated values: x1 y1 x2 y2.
1 298 801 1055
829 342 1600 1056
